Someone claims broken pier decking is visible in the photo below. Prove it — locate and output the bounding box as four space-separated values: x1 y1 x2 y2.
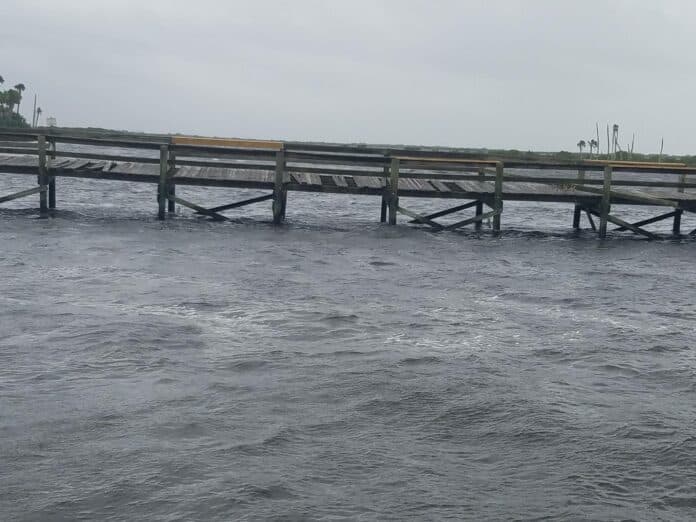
1 130 696 238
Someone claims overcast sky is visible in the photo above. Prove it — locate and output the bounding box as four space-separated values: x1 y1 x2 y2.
2 0 695 153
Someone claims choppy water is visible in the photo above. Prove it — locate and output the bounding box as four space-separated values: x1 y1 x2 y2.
1 173 696 521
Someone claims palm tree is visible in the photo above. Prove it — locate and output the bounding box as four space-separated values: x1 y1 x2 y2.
5 89 20 113
14 83 25 115
577 140 586 157
36 107 42 126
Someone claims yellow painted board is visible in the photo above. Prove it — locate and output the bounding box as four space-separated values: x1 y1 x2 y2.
583 159 686 167
395 156 497 164
171 135 282 150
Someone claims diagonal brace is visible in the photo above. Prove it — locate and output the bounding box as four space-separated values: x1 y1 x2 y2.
397 205 444 230
168 195 228 221
613 211 677 232
407 200 480 224
444 209 500 231
0 186 46 204
201 193 274 214
586 208 655 239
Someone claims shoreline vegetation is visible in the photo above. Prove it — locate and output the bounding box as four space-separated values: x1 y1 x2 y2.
0 75 33 128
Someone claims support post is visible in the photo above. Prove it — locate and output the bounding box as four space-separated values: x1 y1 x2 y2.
492 161 504 233
599 165 612 238
38 135 48 214
48 139 56 209
388 157 399 225
380 158 389 222
572 168 585 228
475 167 484 230
158 144 168 220
674 173 686 236
167 152 176 213
272 149 286 224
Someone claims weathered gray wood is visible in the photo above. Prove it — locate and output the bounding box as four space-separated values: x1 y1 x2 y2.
37 136 48 213
0 186 44 204
273 149 287 224
572 168 585 228
388 158 400 225
475 168 484 231
158 145 168 220
613 211 677 232
168 152 176 213
599 166 612 238
48 140 56 209
204 193 274 213
407 200 479 224
585 210 597 231
444 209 499 231
605 213 656 239
492 162 504 232
0 147 42 155
575 183 678 208
396 205 444 230
169 195 228 221
674 173 686 235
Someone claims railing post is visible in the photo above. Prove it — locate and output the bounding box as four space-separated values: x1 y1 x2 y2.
272 148 287 224
599 165 612 238
37 135 48 214
158 144 168 220
388 157 399 225
380 155 389 222
48 138 56 209
572 168 585 228
167 151 176 213
674 172 686 236
475 167 484 230
492 161 504 233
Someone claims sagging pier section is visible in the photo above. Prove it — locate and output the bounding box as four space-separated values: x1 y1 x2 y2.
1 129 696 239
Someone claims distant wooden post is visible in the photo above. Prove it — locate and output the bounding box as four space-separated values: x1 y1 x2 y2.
48 139 56 209
37 135 48 214
475 167 484 230
158 145 168 220
673 172 686 235
388 157 400 225
167 151 176 213
572 168 585 228
273 149 287 224
599 165 612 238
380 157 389 222
492 162 504 233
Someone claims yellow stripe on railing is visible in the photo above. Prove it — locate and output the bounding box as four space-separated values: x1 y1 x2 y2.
171 136 283 150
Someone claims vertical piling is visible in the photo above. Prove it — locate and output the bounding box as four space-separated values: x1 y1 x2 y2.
167 152 176 213
492 162 504 233
37 135 48 214
158 144 168 220
48 139 56 209
599 165 612 238
475 167 484 231
673 173 686 236
572 168 585 228
273 149 287 224
380 158 389 222
388 157 400 225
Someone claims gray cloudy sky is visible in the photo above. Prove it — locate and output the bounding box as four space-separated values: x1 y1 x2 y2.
2 0 695 153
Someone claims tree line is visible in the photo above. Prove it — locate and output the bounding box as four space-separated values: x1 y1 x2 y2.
0 75 40 128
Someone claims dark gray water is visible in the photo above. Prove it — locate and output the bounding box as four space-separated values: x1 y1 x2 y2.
2 173 696 521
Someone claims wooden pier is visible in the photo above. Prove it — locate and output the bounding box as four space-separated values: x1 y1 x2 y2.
1 129 696 238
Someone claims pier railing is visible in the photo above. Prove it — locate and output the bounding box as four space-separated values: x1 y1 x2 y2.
0 129 694 238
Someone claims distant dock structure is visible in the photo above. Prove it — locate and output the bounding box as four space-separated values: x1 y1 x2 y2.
1 129 695 238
